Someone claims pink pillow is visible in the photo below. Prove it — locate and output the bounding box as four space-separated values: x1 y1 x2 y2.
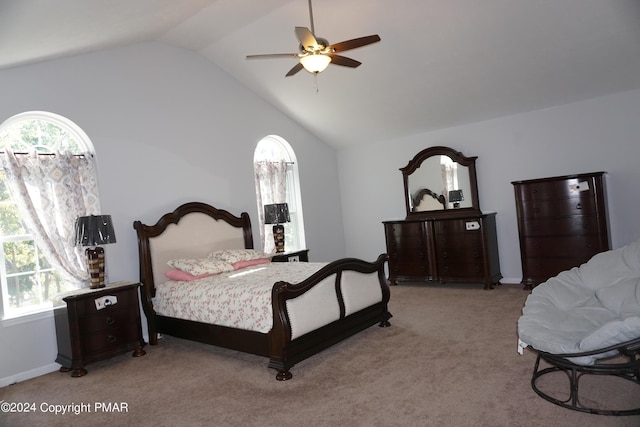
164 269 212 282
232 258 271 270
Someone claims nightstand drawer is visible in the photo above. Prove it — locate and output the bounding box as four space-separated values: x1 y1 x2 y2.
71 289 138 317
79 307 135 334
80 326 141 356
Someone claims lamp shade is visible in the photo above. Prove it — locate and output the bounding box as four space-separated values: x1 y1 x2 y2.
300 54 331 73
263 203 290 225
74 215 117 247
448 190 464 203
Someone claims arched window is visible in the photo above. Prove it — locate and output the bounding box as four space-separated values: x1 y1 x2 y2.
0 111 100 319
254 136 306 254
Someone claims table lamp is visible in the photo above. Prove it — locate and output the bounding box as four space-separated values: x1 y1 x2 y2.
74 215 116 289
448 190 464 208
264 203 290 253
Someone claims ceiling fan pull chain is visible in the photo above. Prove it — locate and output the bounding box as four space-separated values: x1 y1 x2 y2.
314 73 320 94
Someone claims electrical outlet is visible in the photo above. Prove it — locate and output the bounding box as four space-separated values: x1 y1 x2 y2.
465 221 480 230
95 295 117 310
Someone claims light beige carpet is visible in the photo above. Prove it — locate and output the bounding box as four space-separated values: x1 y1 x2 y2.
1 283 639 426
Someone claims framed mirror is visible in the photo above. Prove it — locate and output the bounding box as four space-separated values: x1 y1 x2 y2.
400 146 481 218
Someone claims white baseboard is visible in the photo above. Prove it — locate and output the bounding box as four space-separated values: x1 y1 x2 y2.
499 277 522 286
0 363 60 388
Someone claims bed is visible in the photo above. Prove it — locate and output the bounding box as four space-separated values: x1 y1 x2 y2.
133 201 392 380
412 188 446 211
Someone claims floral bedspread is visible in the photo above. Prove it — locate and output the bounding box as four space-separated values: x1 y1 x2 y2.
153 262 326 333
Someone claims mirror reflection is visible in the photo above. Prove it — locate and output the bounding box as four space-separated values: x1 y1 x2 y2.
408 155 472 212
401 146 481 218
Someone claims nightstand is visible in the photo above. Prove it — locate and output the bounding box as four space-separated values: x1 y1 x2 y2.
271 249 309 262
54 281 146 377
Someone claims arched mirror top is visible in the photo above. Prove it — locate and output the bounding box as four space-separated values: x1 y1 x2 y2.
401 146 481 218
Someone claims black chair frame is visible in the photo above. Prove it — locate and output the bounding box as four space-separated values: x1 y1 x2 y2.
528 337 640 416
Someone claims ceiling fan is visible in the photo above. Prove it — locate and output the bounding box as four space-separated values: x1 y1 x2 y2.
246 0 381 77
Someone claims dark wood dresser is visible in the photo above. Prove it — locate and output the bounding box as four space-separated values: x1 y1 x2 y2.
512 172 610 289
383 213 502 289
54 281 146 377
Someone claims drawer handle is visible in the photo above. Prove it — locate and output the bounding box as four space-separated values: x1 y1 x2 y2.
107 335 117 343
441 251 448 258
105 317 115 326
576 203 582 210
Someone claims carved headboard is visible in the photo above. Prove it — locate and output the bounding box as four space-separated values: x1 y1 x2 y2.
133 202 253 297
412 188 446 211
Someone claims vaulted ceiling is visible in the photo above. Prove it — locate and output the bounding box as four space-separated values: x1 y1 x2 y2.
2 0 640 148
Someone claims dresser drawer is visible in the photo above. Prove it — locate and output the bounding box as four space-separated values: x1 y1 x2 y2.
521 257 588 281
433 218 485 235
519 216 603 237
437 246 484 262
514 181 557 201
519 196 598 219
385 222 429 247
522 235 604 258
515 176 599 201
388 261 432 277
436 232 482 248
438 262 483 278
388 247 427 262
386 234 425 249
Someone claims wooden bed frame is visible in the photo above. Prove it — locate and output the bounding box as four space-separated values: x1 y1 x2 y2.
133 201 392 380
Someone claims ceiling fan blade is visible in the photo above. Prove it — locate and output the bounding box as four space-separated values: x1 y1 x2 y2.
285 62 304 77
328 54 361 68
246 53 299 60
295 26 319 50
328 35 381 53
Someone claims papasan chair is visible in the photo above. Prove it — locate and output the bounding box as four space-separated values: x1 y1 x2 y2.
518 239 640 416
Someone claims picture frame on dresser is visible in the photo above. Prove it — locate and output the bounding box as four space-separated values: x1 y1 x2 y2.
383 146 502 289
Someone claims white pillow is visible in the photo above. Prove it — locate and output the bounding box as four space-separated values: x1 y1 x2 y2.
208 249 271 264
167 258 234 276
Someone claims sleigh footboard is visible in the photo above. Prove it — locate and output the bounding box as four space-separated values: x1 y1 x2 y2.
268 254 391 380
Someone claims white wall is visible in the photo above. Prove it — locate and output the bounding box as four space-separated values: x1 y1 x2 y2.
0 42 345 386
338 88 640 283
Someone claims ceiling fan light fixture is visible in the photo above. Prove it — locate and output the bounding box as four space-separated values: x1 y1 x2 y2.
300 54 331 73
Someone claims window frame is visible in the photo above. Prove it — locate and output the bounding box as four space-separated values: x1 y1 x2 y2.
0 111 96 320
254 135 306 253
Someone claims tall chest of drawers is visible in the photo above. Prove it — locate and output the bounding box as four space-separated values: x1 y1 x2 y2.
383 213 501 289
512 172 610 289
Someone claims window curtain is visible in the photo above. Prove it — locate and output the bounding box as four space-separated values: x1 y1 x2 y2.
254 160 287 253
441 162 456 204
0 150 100 285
